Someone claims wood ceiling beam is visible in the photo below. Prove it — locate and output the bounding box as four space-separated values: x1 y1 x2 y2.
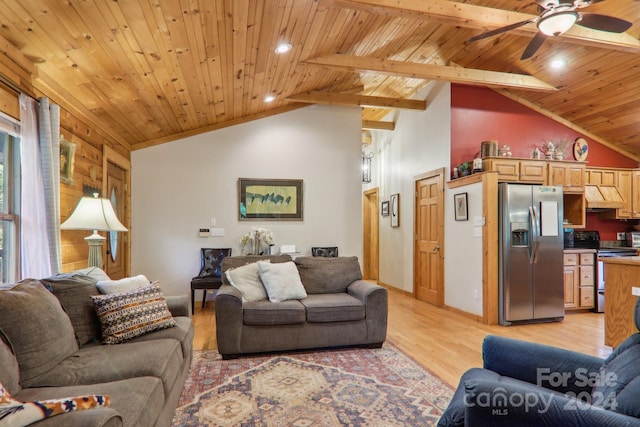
287 91 426 110
363 120 395 130
305 54 557 92
328 0 640 53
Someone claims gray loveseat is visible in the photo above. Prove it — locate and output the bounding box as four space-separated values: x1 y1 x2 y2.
0 269 194 427
215 255 388 359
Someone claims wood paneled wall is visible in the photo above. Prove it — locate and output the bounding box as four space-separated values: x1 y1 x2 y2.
0 53 131 275
58 122 130 272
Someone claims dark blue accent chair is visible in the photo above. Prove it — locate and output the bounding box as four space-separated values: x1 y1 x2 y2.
439 297 640 427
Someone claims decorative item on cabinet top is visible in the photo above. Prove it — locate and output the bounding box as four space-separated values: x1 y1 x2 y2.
573 137 589 161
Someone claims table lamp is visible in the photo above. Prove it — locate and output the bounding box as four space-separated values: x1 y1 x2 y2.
61 195 128 268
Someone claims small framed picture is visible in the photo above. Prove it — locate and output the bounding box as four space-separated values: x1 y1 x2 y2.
454 192 468 221
381 201 389 216
59 138 76 185
390 193 399 227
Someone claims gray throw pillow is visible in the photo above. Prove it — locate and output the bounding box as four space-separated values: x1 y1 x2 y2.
295 256 363 294
257 261 307 303
41 273 102 346
0 331 21 395
0 279 79 386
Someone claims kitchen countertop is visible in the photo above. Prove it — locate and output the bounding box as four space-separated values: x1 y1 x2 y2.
599 256 640 265
563 248 596 253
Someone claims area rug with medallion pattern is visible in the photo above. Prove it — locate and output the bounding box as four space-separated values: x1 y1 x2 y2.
172 342 453 426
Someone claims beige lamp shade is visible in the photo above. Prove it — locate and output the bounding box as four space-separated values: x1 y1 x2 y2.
61 197 127 232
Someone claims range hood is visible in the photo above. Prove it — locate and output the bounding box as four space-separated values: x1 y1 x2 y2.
584 185 625 210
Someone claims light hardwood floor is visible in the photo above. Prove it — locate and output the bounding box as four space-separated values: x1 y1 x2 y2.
193 287 612 387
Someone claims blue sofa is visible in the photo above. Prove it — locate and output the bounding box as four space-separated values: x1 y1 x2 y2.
439 298 640 427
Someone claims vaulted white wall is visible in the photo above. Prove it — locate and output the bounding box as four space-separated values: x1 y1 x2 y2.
131 105 363 297
365 81 453 292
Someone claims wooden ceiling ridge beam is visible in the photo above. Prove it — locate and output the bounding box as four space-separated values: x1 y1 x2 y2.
327 0 640 53
287 90 427 110
363 120 395 130
495 88 640 163
305 54 557 92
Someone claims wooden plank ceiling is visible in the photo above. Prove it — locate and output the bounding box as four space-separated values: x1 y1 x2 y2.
1 0 640 160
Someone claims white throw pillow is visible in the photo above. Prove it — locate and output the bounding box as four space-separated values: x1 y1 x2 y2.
96 274 151 294
257 261 307 303
73 266 111 282
225 262 268 302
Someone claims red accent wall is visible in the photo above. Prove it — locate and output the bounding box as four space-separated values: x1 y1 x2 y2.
451 84 639 242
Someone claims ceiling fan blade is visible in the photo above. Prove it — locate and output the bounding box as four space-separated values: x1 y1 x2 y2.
467 19 535 43
521 32 547 60
578 13 632 33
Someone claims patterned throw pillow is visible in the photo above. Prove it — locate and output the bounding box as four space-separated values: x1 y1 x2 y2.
91 284 176 344
0 381 109 427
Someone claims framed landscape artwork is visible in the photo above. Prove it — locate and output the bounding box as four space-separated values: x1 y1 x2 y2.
238 178 303 221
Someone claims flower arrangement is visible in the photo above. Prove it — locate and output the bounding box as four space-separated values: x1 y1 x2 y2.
240 227 273 255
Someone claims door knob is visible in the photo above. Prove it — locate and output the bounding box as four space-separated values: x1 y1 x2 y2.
434 245 440 251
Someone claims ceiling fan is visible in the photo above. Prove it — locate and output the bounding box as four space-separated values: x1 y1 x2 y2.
467 0 633 60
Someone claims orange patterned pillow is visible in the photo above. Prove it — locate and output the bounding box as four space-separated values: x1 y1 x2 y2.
0 381 109 426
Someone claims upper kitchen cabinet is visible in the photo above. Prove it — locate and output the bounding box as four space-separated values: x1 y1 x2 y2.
604 169 640 220
481 158 545 184
586 167 640 219
548 162 586 193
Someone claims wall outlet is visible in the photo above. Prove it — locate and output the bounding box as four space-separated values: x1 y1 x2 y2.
617 232 626 241
473 289 479 300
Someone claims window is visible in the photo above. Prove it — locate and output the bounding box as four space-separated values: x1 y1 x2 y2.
0 130 19 283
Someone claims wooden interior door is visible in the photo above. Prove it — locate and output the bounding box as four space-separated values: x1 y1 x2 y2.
103 146 130 279
105 161 127 279
363 188 379 281
414 169 444 306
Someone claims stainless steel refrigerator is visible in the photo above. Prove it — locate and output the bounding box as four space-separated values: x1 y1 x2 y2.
499 183 565 326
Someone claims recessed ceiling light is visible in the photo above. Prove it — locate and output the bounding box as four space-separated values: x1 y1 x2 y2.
274 43 292 54
550 58 567 69
264 95 276 103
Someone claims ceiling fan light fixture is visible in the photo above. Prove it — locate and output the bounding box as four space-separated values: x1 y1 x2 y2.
537 11 579 36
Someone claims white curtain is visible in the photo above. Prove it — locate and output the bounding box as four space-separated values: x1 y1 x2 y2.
20 95 61 278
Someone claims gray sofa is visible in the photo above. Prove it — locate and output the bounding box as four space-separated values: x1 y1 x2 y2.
0 269 194 427
215 255 388 359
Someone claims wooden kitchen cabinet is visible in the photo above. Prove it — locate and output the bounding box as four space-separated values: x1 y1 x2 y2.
482 158 545 183
563 255 578 310
585 168 616 186
548 162 585 193
602 169 640 219
519 160 546 183
563 250 595 310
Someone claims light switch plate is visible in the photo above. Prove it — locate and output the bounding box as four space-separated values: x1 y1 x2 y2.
617 232 626 241
473 216 485 226
210 228 225 237
198 228 210 237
